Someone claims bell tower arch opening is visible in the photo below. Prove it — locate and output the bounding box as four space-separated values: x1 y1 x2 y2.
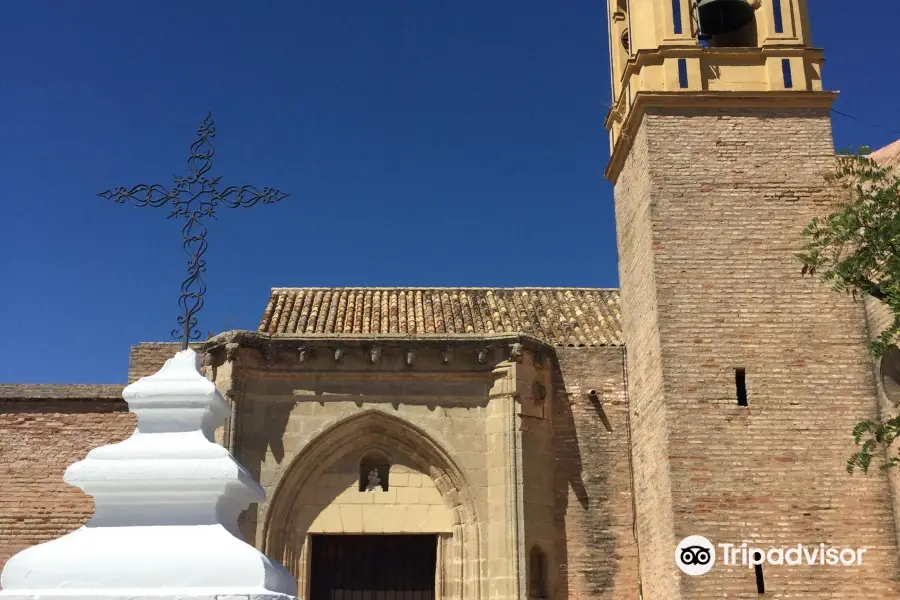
695 0 758 47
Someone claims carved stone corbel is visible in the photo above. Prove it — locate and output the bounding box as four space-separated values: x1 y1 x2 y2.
609 102 626 125
406 349 416 366
477 348 490 365
224 342 240 362
370 347 382 364
261 345 277 366
509 343 524 363
297 346 308 363
334 348 344 362
441 348 452 365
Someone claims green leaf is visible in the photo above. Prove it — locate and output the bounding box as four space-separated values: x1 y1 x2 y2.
801 148 900 474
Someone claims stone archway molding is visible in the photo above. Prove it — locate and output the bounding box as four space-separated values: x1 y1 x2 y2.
261 408 482 600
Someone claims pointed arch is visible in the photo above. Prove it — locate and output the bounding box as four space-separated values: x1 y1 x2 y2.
261 408 482 600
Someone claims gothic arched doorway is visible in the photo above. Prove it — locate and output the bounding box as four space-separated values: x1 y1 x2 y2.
261 410 482 600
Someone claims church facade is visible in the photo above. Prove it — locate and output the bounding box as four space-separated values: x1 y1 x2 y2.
3 1 900 599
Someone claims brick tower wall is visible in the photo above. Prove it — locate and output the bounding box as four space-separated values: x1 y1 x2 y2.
613 122 679 600
614 107 900 599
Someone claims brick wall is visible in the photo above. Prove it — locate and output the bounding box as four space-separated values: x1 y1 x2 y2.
614 107 900 598
127 342 198 382
612 119 679 600
0 386 134 575
552 347 639 600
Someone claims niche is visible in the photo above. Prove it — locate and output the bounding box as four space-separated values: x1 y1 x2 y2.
358 450 390 492
529 546 549 598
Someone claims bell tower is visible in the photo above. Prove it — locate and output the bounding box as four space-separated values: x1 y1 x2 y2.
606 0 823 160
607 1 900 598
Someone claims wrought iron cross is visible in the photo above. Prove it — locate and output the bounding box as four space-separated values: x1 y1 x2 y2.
98 113 288 350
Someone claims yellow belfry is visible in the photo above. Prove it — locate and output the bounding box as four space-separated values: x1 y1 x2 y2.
605 0 829 180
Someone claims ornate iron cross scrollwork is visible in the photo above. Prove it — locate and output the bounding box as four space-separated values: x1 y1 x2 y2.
98 112 288 350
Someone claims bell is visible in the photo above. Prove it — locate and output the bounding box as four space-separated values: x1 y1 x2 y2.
696 0 755 36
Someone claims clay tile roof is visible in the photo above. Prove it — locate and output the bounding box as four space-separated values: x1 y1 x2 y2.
871 139 900 169
258 288 622 347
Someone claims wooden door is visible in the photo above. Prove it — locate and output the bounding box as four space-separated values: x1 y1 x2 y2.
309 534 438 600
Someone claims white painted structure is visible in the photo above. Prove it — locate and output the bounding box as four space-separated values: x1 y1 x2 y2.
0 349 298 600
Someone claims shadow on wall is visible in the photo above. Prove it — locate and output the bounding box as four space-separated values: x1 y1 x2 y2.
233 396 294 546
238 390 490 472
551 353 627 599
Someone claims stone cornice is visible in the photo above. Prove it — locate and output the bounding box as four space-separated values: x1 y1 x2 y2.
202 329 555 371
605 90 839 183
605 46 828 131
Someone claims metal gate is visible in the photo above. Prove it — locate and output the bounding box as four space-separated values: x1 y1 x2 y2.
309 534 438 600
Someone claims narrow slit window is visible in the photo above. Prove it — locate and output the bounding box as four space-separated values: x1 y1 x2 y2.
754 552 766 593
672 0 683 35
678 59 689 89
736 368 748 406
782 59 793 89
772 0 784 33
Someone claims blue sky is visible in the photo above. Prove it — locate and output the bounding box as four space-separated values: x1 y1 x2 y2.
1 2 897 383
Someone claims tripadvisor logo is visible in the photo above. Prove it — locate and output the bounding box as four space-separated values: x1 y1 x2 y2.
675 536 869 575
676 536 715 576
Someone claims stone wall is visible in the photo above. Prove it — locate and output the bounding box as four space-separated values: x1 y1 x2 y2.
0 386 133 574
518 353 556 600
614 107 900 598
296 456 454 534
198 337 641 600
224 343 495 600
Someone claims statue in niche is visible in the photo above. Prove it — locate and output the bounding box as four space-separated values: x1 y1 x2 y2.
359 454 390 491
365 469 382 491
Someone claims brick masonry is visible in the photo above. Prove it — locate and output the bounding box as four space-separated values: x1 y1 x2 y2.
0 387 134 574
614 107 900 598
552 347 639 600
127 342 200 382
